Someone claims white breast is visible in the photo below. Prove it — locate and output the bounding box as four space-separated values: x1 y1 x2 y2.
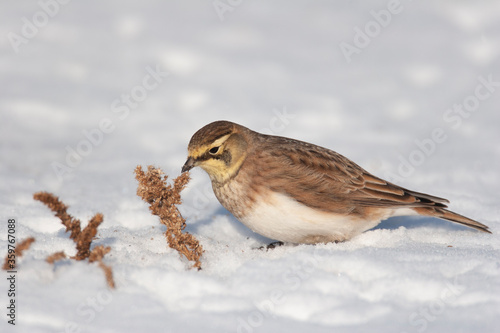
238 191 384 244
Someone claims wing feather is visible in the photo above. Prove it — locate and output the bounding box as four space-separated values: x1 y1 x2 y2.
250 135 449 214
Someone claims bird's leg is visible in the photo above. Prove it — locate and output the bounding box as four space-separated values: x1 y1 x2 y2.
258 241 284 250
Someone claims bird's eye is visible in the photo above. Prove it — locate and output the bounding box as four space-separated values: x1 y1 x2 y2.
209 146 220 155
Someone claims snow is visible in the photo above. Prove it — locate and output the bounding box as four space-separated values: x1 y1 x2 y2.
1 1 500 332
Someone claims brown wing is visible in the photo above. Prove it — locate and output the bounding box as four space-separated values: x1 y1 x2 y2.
249 135 450 215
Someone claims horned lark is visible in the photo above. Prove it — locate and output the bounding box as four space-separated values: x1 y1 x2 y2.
182 121 490 244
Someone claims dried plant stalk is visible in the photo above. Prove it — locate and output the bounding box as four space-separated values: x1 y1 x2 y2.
89 245 115 289
88 245 111 262
33 192 81 240
34 192 115 288
134 165 203 269
33 192 104 261
97 261 115 289
46 251 67 264
2 237 35 270
75 213 104 260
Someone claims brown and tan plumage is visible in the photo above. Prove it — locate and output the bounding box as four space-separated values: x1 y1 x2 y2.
182 120 490 244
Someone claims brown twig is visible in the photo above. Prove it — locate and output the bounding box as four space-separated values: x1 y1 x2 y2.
2 237 35 270
89 245 115 289
33 192 81 240
46 251 66 264
33 192 115 288
75 213 104 260
134 166 203 269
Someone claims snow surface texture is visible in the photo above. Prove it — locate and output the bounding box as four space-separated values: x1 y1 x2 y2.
1 1 500 332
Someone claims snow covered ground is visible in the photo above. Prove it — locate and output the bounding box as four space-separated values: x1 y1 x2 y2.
1 1 500 332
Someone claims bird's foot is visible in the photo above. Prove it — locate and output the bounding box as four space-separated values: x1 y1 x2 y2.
258 241 284 250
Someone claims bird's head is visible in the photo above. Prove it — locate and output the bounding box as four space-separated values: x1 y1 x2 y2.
182 121 249 184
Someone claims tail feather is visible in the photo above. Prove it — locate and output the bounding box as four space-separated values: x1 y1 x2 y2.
414 207 491 233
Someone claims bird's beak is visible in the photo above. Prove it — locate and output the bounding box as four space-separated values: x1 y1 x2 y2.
182 156 195 173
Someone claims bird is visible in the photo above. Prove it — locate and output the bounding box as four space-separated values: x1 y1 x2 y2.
181 120 490 244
